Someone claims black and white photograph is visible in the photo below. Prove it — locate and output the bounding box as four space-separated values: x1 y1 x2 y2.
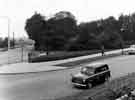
1 0 135 100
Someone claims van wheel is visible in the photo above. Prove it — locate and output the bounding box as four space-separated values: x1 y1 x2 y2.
87 83 92 89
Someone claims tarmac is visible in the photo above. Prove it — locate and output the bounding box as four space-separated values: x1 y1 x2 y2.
0 48 130 74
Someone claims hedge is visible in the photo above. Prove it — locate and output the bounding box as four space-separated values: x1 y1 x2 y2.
29 50 101 63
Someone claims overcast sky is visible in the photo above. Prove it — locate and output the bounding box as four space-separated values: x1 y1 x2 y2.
0 0 135 38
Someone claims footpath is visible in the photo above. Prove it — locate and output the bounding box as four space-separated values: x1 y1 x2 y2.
0 48 130 74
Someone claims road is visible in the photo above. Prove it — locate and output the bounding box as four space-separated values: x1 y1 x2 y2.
0 55 135 100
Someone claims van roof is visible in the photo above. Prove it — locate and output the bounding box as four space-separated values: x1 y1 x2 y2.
85 62 107 68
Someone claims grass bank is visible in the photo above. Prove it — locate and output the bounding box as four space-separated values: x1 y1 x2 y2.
55 73 135 100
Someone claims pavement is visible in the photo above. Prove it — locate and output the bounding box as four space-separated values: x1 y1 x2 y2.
0 48 130 74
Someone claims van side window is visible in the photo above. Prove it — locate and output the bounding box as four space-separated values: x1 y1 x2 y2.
95 65 108 73
95 67 102 73
104 64 109 70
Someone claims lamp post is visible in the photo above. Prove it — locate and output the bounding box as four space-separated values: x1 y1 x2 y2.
7 17 10 52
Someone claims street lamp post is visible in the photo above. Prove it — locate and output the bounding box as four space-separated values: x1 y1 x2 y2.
7 17 10 53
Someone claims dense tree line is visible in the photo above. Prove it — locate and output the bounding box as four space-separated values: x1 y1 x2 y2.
25 11 135 53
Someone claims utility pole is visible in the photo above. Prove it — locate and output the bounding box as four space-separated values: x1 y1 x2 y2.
21 44 24 62
20 39 24 62
7 18 10 64
13 32 15 48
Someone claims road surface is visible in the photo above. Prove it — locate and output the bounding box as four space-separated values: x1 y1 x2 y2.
0 55 135 100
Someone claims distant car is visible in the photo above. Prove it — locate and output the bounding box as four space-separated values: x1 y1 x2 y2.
130 45 135 48
71 62 111 88
128 45 135 55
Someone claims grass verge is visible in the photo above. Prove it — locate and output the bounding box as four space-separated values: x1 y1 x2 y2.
56 53 122 67
30 49 120 63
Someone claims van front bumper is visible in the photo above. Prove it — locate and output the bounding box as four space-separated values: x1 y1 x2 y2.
72 82 87 87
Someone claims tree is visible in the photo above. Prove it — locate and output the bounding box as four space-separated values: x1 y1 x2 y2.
67 22 100 50
25 11 78 52
25 12 46 50
103 16 119 32
97 29 123 49
118 14 135 41
0 38 5 48
47 11 78 50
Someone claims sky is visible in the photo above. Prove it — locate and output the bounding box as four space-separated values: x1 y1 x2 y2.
0 0 135 38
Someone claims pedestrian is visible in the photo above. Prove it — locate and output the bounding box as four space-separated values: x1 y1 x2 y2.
28 52 32 62
101 45 105 56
